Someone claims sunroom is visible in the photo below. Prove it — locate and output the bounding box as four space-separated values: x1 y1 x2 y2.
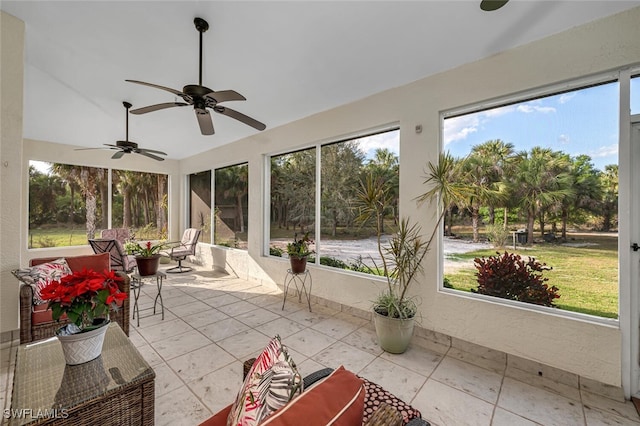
3 2 640 424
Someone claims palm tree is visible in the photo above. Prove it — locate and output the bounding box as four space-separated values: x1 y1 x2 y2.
470 139 515 226
509 147 574 244
600 164 618 232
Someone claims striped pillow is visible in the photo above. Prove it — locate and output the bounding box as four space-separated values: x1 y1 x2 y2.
12 258 72 305
227 336 302 426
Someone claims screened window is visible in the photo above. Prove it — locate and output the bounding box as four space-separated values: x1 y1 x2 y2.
189 171 212 244
29 162 169 248
269 129 399 271
111 169 168 240
631 75 640 115
214 163 249 249
442 82 619 318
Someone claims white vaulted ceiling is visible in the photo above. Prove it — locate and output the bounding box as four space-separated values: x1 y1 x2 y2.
2 1 639 160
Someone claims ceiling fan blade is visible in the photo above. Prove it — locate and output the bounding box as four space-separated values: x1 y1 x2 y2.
196 109 215 135
130 102 189 115
111 151 125 159
138 151 166 161
214 106 266 131
125 80 187 98
74 147 105 151
204 90 246 103
480 0 509 11
103 143 120 148
138 148 167 155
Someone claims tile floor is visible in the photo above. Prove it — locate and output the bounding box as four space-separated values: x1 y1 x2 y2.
2 266 640 426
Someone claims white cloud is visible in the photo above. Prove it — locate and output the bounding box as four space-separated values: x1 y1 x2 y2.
356 131 400 158
559 93 576 104
558 134 570 144
443 114 479 145
517 104 556 114
589 144 618 158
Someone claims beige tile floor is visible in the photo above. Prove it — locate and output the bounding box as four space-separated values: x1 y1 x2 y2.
2 265 640 426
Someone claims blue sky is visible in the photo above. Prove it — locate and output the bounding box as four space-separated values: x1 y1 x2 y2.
443 80 640 172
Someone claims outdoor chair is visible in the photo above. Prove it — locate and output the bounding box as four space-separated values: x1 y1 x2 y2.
163 228 201 273
100 228 131 244
89 238 136 274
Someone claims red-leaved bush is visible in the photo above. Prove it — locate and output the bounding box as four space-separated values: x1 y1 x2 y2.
472 251 560 307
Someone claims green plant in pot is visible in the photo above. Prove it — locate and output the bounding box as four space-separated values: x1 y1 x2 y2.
286 232 313 273
357 152 462 353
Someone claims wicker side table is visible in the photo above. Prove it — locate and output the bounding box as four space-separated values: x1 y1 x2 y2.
9 323 155 426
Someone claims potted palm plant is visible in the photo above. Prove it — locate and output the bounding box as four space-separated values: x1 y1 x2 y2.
357 153 460 353
286 232 313 273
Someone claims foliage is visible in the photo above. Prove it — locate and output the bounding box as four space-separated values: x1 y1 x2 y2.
269 246 284 257
40 269 127 330
485 224 510 248
307 256 349 269
357 152 461 319
472 251 560 307
286 232 313 259
443 277 453 288
125 240 165 257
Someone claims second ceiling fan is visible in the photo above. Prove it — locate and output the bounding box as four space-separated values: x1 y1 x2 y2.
127 17 266 136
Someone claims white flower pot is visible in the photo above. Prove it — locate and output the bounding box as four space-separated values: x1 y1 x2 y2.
57 321 109 365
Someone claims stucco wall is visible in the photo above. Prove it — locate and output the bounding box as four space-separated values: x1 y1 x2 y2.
179 7 640 386
1 12 24 337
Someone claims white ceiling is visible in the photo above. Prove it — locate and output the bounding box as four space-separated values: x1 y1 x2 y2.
3 1 639 160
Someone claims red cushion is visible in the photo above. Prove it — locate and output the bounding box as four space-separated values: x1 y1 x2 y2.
199 405 232 426
31 288 123 325
260 366 365 426
30 253 110 272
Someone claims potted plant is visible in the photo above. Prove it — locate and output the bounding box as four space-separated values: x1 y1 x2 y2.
357 153 460 353
39 269 128 364
286 232 313 273
125 240 165 276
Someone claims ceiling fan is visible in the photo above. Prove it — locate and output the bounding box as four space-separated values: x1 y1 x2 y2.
480 0 509 11
76 102 167 161
126 17 266 136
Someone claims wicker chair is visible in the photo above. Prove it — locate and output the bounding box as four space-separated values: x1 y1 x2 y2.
19 254 130 343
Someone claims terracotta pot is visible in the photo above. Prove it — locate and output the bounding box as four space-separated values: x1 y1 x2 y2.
135 254 161 276
289 257 307 274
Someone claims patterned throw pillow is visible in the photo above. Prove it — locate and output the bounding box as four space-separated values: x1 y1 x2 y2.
359 377 422 424
227 335 303 426
12 258 72 305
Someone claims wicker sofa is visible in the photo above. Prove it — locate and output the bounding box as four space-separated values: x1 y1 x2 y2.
18 252 130 343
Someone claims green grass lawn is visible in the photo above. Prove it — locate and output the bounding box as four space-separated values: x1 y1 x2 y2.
445 233 619 318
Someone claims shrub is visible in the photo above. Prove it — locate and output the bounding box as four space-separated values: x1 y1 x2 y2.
270 246 283 257
472 251 559 307
486 224 510 248
443 276 453 288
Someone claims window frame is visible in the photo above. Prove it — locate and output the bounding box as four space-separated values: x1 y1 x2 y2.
264 123 400 274
438 71 622 326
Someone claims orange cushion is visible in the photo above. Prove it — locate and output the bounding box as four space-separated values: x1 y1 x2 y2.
30 253 110 272
260 366 364 426
200 405 232 426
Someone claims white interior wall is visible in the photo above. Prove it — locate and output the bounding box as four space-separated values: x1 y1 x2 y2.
0 11 25 336
180 7 640 387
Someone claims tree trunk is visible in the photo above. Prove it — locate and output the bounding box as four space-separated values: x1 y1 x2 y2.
503 208 508 230
471 206 480 243
527 210 535 245
68 184 75 225
123 189 132 228
85 195 96 240
236 194 245 233
101 180 108 229
488 205 495 225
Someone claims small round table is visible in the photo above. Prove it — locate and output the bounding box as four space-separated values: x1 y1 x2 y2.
130 271 166 327
282 269 312 312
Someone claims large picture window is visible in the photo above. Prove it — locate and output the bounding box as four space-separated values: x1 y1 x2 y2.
28 162 169 248
442 81 619 318
269 129 399 271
